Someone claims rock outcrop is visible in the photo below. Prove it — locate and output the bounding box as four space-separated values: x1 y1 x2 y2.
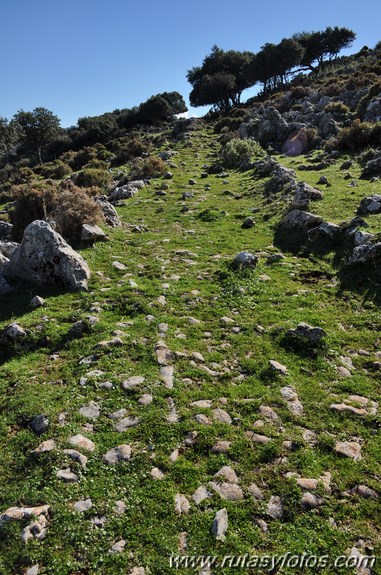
4 221 91 290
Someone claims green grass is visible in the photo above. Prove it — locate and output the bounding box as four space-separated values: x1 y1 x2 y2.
0 126 380 574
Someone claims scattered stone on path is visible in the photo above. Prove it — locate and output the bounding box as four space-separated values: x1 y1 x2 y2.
213 466 239 484
155 340 173 365
248 484 264 500
335 441 362 461
68 434 95 452
246 432 271 444
209 482 244 501
286 323 326 345
211 440 230 454
349 485 378 499
269 360 288 375
31 440 56 455
103 444 132 465
194 414 211 425
191 399 212 409
25 566 39 575
267 496 284 520
256 519 268 533
166 397 179 423
30 296 45 308
212 408 232 424
211 508 228 541
138 394 153 405
109 408 128 420
112 261 127 271
109 540 126 554
301 492 323 510
56 468 79 483
161 365 174 388
122 376 145 390
259 405 279 421
151 467 165 480
63 449 88 466
0 505 50 525
192 486 210 504
79 401 101 419
330 403 366 416
174 494 190 515
21 514 49 543
115 416 141 432
115 500 127 515
337 365 352 377
74 499 93 513
30 414 49 435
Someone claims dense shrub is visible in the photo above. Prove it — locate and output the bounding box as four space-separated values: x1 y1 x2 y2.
35 160 72 180
75 168 112 188
221 137 264 168
10 180 102 245
130 156 167 179
338 119 381 151
324 101 350 119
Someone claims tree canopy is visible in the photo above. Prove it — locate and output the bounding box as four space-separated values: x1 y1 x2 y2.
187 46 255 111
12 107 62 164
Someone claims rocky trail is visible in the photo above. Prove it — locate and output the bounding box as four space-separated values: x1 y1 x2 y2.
0 123 380 574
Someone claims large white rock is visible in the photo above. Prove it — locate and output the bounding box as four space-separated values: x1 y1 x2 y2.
4 220 91 290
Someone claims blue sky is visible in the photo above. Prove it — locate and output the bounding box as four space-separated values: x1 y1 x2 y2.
1 0 380 127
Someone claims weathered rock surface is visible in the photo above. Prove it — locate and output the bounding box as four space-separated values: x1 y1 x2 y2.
4 221 91 290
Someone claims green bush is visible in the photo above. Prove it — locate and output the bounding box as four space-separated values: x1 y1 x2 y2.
324 101 350 119
338 119 381 152
221 137 264 168
75 168 112 188
35 160 72 180
130 156 167 179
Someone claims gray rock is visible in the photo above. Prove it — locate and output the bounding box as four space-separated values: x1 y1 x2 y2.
4 221 90 290
63 449 88 466
348 242 381 265
281 209 324 233
109 539 126 554
267 495 284 519
0 241 18 258
234 251 258 268
269 359 288 375
115 416 141 431
21 514 49 543
94 196 121 226
56 468 79 482
349 485 378 499
308 221 340 242
358 195 381 215
211 508 228 541
30 414 49 435
209 481 244 501
242 217 255 229
103 444 132 465
335 441 362 461
31 439 56 455
79 401 101 419
174 493 190 515
301 492 323 510
286 322 326 345
74 498 93 512
81 224 108 244
0 221 13 240
30 295 45 308
68 434 95 452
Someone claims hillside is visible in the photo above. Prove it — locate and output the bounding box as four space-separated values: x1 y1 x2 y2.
1 50 381 575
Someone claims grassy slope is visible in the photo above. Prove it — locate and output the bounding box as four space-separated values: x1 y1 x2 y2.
0 126 380 575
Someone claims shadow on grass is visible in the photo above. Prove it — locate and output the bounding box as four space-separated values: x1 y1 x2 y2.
0 285 69 324
274 223 381 305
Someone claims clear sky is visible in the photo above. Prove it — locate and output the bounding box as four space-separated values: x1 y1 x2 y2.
1 0 380 127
